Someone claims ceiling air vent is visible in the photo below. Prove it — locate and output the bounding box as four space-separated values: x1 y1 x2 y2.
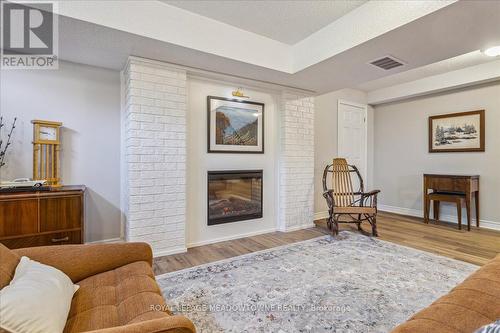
369 56 405 70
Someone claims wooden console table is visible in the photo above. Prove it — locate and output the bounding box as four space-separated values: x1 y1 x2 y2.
0 185 85 248
423 174 479 230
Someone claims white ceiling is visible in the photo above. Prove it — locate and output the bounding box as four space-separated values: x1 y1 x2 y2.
36 0 500 94
50 0 456 74
357 51 500 91
162 0 367 45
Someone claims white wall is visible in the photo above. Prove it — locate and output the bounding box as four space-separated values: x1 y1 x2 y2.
374 81 500 228
313 88 374 216
186 78 278 246
0 61 122 242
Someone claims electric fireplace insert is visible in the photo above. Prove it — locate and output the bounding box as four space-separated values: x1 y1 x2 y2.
207 170 263 225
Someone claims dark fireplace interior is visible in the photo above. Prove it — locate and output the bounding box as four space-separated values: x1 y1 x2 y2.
207 170 263 225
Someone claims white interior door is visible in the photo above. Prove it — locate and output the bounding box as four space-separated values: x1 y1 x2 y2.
337 99 368 184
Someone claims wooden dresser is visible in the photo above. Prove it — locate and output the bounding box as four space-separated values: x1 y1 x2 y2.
423 174 479 230
0 186 85 249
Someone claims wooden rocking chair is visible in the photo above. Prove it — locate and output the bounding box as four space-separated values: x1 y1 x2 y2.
322 158 380 236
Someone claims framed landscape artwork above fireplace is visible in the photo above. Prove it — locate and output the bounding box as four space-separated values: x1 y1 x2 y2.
207 96 264 153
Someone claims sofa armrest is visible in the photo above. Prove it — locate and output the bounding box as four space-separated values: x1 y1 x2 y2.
13 242 152 283
85 316 196 333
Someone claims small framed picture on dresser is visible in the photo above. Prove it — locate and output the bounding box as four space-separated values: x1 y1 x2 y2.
429 110 485 153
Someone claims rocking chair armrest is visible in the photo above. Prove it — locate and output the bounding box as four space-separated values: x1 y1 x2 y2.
322 190 334 198
361 190 380 198
322 190 336 209
360 190 380 208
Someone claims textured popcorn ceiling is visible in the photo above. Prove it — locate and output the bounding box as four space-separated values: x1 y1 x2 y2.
163 0 367 45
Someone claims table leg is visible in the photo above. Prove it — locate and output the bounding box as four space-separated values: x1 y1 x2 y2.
465 194 471 232
424 196 430 224
475 191 480 228
433 200 440 223
423 181 428 224
456 199 462 230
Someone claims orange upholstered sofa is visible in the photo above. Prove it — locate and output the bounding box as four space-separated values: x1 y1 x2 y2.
391 254 500 333
0 242 195 333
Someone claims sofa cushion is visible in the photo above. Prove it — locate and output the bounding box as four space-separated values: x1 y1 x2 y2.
64 261 171 333
1 256 79 333
0 243 20 290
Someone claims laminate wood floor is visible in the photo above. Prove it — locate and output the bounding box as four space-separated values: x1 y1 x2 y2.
153 211 500 275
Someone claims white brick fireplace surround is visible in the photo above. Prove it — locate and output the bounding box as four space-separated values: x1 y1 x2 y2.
279 93 315 231
122 57 314 257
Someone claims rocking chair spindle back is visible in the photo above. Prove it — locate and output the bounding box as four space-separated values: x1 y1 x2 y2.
331 158 355 207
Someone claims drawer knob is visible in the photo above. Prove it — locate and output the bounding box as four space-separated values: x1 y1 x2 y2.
51 236 69 243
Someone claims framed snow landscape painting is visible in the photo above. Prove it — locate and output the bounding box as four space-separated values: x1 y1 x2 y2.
207 96 264 153
429 110 485 153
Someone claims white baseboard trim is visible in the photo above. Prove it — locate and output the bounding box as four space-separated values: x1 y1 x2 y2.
378 204 423 219
314 211 329 221
379 204 500 231
187 227 277 248
314 206 500 231
85 238 187 257
154 247 187 258
278 223 317 232
85 237 124 245
187 222 318 248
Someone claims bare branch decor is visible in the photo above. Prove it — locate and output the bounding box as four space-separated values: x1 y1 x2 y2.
0 117 17 169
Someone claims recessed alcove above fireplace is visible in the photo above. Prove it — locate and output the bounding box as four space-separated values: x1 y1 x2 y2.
207 170 263 225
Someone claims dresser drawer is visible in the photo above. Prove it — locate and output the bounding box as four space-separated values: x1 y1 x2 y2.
0 198 38 237
40 195 82 232
0 230 82 249
427 177 466 192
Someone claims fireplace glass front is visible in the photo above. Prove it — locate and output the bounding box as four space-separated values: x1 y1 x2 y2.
207 170 263 225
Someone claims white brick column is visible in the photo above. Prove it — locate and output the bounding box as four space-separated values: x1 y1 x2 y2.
279 92 315 231
122 57 187 256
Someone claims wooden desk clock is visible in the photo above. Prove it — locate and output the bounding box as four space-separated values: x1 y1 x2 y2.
32 120 62 187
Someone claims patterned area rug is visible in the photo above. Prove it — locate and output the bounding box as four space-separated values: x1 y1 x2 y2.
156 232 477 333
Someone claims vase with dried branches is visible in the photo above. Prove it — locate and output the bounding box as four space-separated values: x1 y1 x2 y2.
0 116 17 170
